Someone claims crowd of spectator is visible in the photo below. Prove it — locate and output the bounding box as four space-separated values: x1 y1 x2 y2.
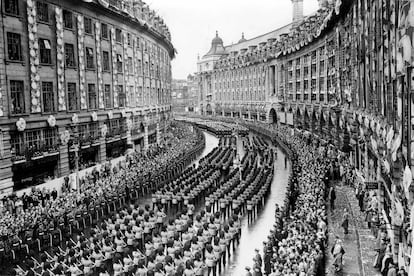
246 124 328 276
0 122 205 264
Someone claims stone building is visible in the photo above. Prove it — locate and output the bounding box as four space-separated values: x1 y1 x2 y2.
0 0 174 192
172 74 198 113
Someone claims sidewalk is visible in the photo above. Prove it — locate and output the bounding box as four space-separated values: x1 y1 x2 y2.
325 183 381 276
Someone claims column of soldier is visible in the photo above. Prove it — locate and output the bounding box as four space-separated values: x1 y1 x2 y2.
13 129 275 276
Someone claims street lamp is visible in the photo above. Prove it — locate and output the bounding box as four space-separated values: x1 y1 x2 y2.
69 124 80 193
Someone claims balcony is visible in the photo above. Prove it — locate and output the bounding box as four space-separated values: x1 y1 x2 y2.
11 143 60 164
131 125 145 137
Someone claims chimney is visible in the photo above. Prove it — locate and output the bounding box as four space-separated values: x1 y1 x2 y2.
292 0 304 26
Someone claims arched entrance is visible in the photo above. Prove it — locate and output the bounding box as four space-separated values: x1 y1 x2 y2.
312 110 317 133
206 104 212 115
269 108 277 124
296 108 302 129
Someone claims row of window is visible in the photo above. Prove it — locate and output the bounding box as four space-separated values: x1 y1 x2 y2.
4 0 170 63
10 81 123 114
9 80 167 114
216 90 266 101
7 32 163 78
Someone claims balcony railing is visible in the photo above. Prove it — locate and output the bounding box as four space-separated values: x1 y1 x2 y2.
11 142 60 163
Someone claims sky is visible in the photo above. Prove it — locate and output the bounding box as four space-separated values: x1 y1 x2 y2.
146 0 320 79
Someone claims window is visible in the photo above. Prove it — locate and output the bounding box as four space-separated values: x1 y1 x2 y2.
40 39 52 64
7 32 22 61
104 84 111 108
101 23 108 39
10 80 24 114
42 82 54 112
4 0 19 16
86 47 95 69
128 57 133 74
64 43 75 67
118 85 125 107
44 128 57 148
137 59 142 75
88 84 97 109
90 123 98 139
137 87 143 106
67 83 77 111
127 33 131 46
11 132 24 157
102 51 110 71
129 86 134 106
84 17 93 34
115 29 122 43
36 2 49 23
78 124 87 140
63 10 73 29
26 130 41 150
117 54 123 72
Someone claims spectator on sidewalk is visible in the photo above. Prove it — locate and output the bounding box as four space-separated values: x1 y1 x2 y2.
397 267 408 276
329 185 336 210
386 262 397 276
356 183 365 211
365 193 378 229
331 237 345 272
245 266 253 276
253 248 262 269
341 208 349 235
380 245 393 276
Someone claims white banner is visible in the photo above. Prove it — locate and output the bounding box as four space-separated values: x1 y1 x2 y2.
278 112 286 123
286 113 294 125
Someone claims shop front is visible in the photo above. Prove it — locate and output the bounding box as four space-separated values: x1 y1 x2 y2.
10 128 60 190
12 154 59 190
106 139 127 159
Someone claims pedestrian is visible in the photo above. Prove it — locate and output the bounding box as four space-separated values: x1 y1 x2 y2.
245 266 253 276
253 248 262 269
331 237 345 272
397 267 408 276
356 184 365 211
253 265 263 276
341 208 349 235
386 262 397 276
264 247 272 276
329 185 336 210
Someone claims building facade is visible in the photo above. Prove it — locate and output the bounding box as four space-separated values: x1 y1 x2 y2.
0 0 174 193
198 0 414 266
171 74 198 113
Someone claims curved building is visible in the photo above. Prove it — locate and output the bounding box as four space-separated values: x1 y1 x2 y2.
0 0 174 192
197 0 414 266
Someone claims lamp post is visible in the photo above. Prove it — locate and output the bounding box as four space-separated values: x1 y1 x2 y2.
70 124 80 193
74 143 80 193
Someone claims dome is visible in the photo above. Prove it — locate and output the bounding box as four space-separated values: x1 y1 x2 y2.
238 33 247 43
212 31 224 45
204 31 227 57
